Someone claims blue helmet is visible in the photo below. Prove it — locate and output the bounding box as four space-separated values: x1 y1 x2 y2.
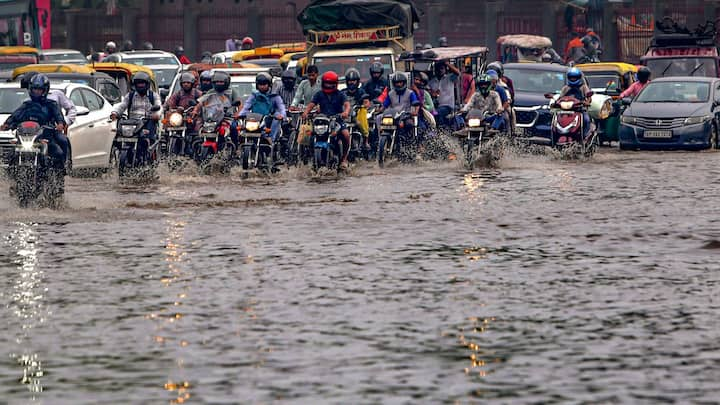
566 67 583 87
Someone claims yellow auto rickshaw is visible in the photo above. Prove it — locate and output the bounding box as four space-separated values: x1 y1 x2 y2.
576 62 638 144
0 45 40 70
87 62 158 94
12 63 95 80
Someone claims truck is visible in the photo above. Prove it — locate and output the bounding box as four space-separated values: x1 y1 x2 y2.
641 17 720 78
296 0 420 81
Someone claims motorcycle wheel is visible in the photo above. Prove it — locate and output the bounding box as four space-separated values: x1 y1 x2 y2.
14 166 37 208
378 135 389 168
199 146 213 175
118 149 132 178
464 140 474 169
313 147 326 170
241 146 252 171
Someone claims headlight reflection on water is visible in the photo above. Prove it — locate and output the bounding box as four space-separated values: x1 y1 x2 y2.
6 222 46 395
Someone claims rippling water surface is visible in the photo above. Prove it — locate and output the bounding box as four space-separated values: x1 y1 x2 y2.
1 150 719 404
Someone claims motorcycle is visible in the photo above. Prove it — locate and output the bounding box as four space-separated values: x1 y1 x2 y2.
346 104 372 162
310 114 343 171
239 112 278 173
549 95 598 158
193 102 236 174
5 122 64 207
457 109 504 168
377 108 419 168
160 101 197 168
279 109 303 167
113 105 161 179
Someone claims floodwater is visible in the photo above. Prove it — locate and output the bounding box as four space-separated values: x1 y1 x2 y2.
1 149 719 404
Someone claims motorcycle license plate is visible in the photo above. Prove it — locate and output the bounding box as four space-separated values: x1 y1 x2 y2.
381 126 396 130
116 137 138 142
643 130 672 138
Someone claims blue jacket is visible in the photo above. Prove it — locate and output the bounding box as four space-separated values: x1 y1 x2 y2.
240 90 286 118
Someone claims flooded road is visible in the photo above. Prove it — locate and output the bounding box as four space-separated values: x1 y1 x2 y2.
1 149 719 404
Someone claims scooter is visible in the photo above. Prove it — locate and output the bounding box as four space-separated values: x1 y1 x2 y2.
549 96 598 158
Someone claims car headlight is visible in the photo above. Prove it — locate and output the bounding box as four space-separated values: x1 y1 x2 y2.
559 101 574 110
468 118 481 128
599 100 612 120
620 115 636 125
168 112 184 127
382 117 394 126
314 124 328 134
684 115 713 125
245 121 260 132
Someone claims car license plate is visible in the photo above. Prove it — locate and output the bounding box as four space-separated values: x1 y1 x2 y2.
644 130 672 138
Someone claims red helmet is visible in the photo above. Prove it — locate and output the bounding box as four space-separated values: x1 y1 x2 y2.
242 37 254 46
321 71 338 94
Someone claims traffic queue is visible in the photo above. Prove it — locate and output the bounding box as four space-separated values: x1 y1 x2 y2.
0 2 719 209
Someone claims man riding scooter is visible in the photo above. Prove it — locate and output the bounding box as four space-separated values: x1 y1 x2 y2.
556 67 593 141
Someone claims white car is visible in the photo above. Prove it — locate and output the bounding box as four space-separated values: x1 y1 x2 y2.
0 83 115 171
104 50 181 91
166 68 275 104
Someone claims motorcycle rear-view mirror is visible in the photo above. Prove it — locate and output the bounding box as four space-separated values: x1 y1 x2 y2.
188 99 197 107
621 97 633 106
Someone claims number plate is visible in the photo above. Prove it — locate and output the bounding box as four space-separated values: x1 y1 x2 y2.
116 137 138 142
381 126 396 130
643 130 672 138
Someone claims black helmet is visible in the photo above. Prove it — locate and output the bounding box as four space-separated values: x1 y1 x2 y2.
438 36 448 47
486 61 504 78
414 71 429 87
390 72 407 92
199 70 213 92
28 73 50 102
637 66 651 83
132 71 151 95
212 71 230 93
369 62 384 75
281 69 296 87
20 70 39 89
142 41 154 50
179 72 195 85
174 45 185 55
121 40 134 51
345 67 361 90
255 72 272 90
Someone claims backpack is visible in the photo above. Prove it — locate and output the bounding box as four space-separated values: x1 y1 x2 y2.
127 90 155 112
251 91 275 116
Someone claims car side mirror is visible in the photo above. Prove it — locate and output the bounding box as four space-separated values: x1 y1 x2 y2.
76 106 90 116
151 105 161 112
621 97 633 106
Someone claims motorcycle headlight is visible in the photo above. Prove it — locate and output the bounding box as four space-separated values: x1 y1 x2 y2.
559 101 574 110
168 112 184 127
314 124 329 134
121 125 135 137
467 118 481 128
18 135 36 152
245 121 260 132
382 117 394 126
684 115 712 125
599 100 612 120
620 115 636 125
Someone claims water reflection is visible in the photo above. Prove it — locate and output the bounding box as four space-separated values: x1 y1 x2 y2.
6 222 45 396
156 217 192 404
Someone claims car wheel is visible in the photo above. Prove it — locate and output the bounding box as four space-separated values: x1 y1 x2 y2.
710 123 719 149
619 142 632 151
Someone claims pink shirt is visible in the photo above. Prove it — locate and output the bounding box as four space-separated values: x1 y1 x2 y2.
620 81 649 99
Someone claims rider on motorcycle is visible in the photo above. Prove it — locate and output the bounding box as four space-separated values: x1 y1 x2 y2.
291 65 320 108
193 71 240 145
302 71 351 169
461 74 505 131
198 70 213 93
620 66 651 99
174 46 192 64
341 68 371 148
2 74 67 170
239 72 286 144
378 72 421 130
363 62 389 103
274 69 297 108
557 67 593 136
165 72 202 110
110 71 163 158
486 61 514 102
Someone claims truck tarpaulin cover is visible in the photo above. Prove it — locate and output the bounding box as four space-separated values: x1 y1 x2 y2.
297 0 421 36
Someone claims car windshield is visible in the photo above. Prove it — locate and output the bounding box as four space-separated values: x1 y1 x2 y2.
504 67 566 93
635 81 710 103
123 56 178 66
152 68 178 88
47 77 91 86
646 57 718 78
0 88 29 113
167 79 254 103
313 54 393 82
585 73 622 92
41 52 86 64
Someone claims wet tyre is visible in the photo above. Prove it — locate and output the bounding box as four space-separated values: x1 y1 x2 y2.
378 135 389 168
313 147 326 170
242 146 252 170
118 149 131 178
